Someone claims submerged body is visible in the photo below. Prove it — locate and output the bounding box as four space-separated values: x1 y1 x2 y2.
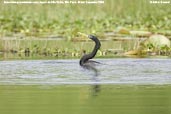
79 35 101 66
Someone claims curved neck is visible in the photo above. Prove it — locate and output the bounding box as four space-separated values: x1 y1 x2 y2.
80 38 101 66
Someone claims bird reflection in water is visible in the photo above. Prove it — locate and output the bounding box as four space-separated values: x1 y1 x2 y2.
78 32 101 96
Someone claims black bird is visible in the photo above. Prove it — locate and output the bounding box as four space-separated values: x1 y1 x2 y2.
79 34 101 66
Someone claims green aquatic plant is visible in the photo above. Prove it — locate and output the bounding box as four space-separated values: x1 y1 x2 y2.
0 0 171 39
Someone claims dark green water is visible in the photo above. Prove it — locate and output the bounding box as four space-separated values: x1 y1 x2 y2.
0 59 171 114
0 85 171 114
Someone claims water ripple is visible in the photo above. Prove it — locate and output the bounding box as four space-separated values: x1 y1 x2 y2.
0 59 171 85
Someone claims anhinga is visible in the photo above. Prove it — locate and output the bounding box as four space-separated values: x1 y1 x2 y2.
78 32 101 66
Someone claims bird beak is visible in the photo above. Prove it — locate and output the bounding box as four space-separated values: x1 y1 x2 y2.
77 32 89 38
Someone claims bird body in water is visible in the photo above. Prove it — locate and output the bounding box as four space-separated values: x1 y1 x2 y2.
79 35 101 66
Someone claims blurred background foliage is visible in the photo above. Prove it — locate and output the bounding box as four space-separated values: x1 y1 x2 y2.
0 0 171 39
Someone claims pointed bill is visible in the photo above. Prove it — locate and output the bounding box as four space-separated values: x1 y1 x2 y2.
77 32 89 38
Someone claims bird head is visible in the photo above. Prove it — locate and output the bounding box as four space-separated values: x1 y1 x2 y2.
78 32 99 42
88 35 97 40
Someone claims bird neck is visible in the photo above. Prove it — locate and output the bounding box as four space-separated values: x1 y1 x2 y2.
80 38 101 66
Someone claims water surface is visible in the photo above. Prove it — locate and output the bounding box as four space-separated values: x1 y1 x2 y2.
0 58 171 114
0 58 171 85
0 85 171 114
